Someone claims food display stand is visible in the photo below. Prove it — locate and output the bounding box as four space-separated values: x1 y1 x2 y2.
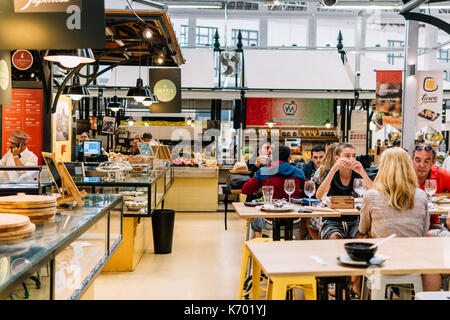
0 193 123 300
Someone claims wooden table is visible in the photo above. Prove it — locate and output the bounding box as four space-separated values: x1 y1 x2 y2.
246 237 450 300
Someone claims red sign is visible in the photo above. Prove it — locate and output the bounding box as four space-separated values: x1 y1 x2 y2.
2 89 43 165
12 50 33 71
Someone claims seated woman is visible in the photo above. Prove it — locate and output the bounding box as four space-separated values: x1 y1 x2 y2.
358 147 429 295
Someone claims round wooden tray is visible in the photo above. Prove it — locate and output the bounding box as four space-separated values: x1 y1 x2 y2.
0 222 35 241
0 213 30 231
0 207 57 215
0 194 57 206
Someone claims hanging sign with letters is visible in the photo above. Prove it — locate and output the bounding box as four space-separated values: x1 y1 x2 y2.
415 70 444 133
0 0 104 49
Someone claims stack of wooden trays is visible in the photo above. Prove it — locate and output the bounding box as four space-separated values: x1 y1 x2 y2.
0 213 35 241
0 194 57 223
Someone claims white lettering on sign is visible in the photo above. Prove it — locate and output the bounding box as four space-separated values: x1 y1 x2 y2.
66 5 81 30
21 0 70 11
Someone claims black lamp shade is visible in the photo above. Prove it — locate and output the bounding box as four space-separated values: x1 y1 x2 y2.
127 78 151 101
107 96 123 111
63 75 89 100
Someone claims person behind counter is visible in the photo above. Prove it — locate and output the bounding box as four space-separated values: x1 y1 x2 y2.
0 130 38 181
76 132 90 161
143 132 158 146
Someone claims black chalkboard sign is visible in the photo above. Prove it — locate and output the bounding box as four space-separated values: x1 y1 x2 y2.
137 142 154 157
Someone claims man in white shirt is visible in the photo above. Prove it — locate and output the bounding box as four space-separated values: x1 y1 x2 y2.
143 132 158 146
0 130 38 181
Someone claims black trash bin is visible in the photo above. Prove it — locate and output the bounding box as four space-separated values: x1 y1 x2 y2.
151 209 175 254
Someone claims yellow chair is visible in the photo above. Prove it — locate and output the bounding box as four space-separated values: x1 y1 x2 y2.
238 237 272 300
238 238 317 300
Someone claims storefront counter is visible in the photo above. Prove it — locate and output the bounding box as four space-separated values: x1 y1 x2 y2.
164 167 218 212
0 194 123 300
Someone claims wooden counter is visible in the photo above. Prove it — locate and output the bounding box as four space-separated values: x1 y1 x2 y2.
164 167 218 212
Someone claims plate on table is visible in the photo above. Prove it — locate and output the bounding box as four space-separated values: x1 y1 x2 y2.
337 253 388 267
260 204 295 212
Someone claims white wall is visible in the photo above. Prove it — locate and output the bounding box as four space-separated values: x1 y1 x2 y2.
267 18 308 47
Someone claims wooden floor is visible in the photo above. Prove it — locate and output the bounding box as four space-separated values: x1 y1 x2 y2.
93 212 248 300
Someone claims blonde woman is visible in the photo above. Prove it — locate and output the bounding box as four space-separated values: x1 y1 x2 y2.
359 147 429 238
308 143 339 240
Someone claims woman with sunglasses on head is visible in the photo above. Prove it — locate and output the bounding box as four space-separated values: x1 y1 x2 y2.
0 130 38 181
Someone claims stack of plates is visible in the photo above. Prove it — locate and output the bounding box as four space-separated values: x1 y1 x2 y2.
0 194 57 223
0 213 35 241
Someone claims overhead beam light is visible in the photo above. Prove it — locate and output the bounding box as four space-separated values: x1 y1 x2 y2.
143 27 153 39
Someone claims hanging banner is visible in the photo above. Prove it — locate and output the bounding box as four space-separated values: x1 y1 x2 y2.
149 67 181 113
0 0 104 49
373 70 402 132
2 89 43 164
0 51 12 105
416 70 444 133
246 98 333 127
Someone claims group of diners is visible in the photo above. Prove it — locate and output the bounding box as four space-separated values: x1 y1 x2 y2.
241 140 450 296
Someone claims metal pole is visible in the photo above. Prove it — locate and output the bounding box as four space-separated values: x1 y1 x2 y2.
400 0 429 14
401 19 420 154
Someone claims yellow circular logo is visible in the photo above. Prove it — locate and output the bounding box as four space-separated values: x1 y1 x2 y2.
154 79 176 102
0 60 10 90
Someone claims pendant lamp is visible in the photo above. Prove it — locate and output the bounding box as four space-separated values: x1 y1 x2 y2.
127 78 151 102
107 69 123 112
63 75 89 101
44 48 95 69
142 94 159 107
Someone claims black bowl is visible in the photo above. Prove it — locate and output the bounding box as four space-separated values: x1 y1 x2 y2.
344 242 377 262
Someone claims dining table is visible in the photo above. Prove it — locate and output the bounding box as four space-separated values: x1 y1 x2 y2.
246 237 450 300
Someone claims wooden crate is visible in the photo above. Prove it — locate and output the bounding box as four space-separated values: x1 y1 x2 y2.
329 196 354 209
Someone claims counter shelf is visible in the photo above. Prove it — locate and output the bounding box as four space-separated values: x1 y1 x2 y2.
74 165 174 218
0 193 123 300
0 166 52 196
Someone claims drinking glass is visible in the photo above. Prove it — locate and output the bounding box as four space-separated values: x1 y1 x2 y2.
262 186 274 206
425 179 437 209
304 180 316 206
353 178 366 200
284 179 295 204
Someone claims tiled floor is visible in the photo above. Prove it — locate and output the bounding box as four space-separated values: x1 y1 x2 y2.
93 212 248 300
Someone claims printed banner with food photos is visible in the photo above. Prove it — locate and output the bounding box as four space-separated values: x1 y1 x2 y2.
416 70 444 133
246 98 333 127
373 70 403 132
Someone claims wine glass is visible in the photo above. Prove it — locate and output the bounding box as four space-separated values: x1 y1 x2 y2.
353 178 366 202
304 180 316 206
425 179 437 209
284 179 295 204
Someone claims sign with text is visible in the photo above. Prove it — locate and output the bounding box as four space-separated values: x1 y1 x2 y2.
373 70 403 132
149 67 181 113
12 50 33 70
2 89 43 164
137 142 154 157
246 98 333 127
416 70 444 132
0 51 12 105
0 0 104 49
14 0 82 13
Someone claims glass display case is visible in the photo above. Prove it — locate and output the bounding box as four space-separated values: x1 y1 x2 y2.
0 166 52 196
0 194 123 300
74 164 174 217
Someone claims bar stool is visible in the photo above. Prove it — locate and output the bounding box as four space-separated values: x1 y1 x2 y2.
361 274 423 300
223 188 244 230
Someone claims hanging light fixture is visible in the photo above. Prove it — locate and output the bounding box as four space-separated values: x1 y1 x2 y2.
62 75 89 101
44 48 95 69
143 27 153 39
127 46 151 103
107 69 123 112
142 94 159 107
265 119 276 128
324 100 333 128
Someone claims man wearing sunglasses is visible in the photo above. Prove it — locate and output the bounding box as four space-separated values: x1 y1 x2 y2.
0 130 37 180
412 143 450 229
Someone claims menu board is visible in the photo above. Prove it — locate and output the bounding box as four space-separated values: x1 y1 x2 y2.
137 142 154 157
2 89 43 164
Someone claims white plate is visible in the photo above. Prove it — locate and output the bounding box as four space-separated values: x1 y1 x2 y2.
337 253 388 267
260 204 295 212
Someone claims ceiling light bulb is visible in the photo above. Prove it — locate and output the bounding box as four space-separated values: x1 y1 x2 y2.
109 107 121 112
157 57 164 64
69 94 84 101
128 120 134 126
142 100 153 107
134 96 146 103
325 122 332 129
274 0 280 5
145 123 149 126
58 56 83 69
186 118 192 125
143 28 152 39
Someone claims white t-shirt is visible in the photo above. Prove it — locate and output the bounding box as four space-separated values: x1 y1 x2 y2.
0 148 38 181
